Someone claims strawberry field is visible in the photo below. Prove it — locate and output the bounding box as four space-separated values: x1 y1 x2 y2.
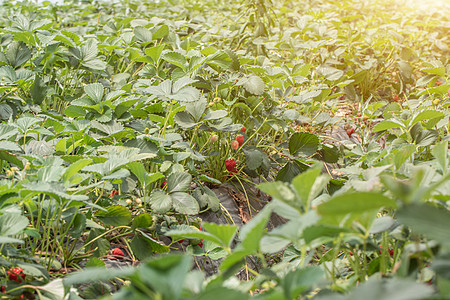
0 0 449 298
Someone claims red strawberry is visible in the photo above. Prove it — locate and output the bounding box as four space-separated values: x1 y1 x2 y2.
112 248 124 256
1 286 5 293
231 140 239 150
161 180 167 188
230 168 238 174
240 127 246 133
235 135 244 146
346 128 354 137
225 159 236 172
7 267 25 282
393 95 399 101
198 241 203 248
357 113 361 117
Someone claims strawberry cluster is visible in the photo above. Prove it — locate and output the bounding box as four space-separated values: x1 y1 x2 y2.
7 267 25 283
225 158 238 173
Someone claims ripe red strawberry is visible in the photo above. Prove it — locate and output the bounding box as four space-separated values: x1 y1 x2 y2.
346 127 354 137
112 248 124 256
235 135 244 146
161 180 167 188
231 140 239 150
393 95 399 101
1 286 5 293
240 127 246 133
225 159 236 172
7 267 25 282
198 241 203 248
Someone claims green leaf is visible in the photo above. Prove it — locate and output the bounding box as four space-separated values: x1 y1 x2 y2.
152 24 169 40
422 60 446 76
302 225 349 243
196 287 249 300
63 267 134 286
372 119 405 132
31 75 47 105
0 213 28 236
432 141 448 174
275 160 309 182
397 204 450 246
317 192 397 216
241 148 261 170
132 213 153 230
63 158 92 182
95 205 131 226
167 172 191 193
134 26 152 43
150 190 172 213
162 51 186 71
237 75 265 95
138 255 192 300
343 278 433 300
283 266 324 299
292 166 329 209
84 83 104 103
131 231 169 260
0 237 24 244
171 192 199 215
369 216 395 234
410 110 444 128
239 206 272 251
258 181 296 204
167 225 222 246
289 132 319 156
202 222 238 249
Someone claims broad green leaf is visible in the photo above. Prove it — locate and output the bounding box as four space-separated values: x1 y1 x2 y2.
131 231 169 260
317 192 397 216
422 60 445 76
292 166 329 209
369 216 395 234
95 205 131 226
63 267 134 286
0 236 24 244
171 192 199 215
0 213 28 236
283 266 324 299
139 255 191 300
196 287 249 300
84 83 104 103
432 141 448 174
167 172 191 193
372 119 405 132
131 213 153 230
167 225 222 246
258 181 296 204
202 222 238 250
162 51 186 71
63 159 92 182
397 204 450 246
134 26 152 43
289 132 319 156
302 225 349 243
244 148 263 170
239 206 272 250
150 190 172 213
410 110 444 128
237 75 265 95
